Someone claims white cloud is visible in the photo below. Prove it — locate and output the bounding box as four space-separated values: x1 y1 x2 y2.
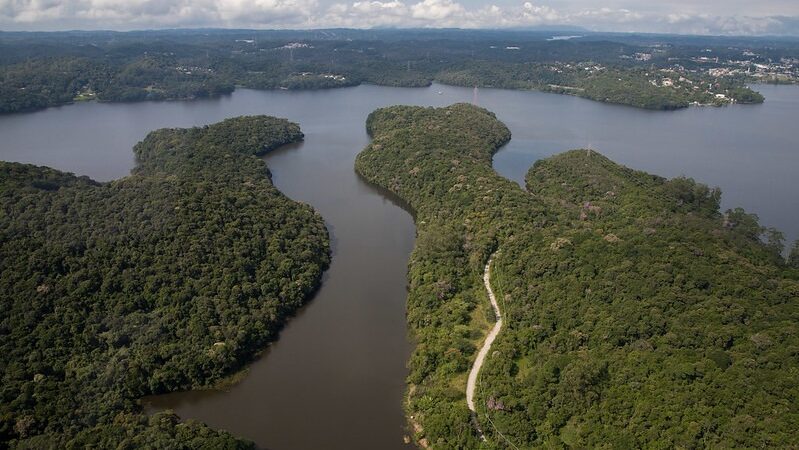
0 0 318 27
320 0 410 27
410 0 464 21
0 0 797 34
653 13 786 35
521 2 560 23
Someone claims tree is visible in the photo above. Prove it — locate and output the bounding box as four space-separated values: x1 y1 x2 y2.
763 227 785 259
789 241 799 269
725 207 761 240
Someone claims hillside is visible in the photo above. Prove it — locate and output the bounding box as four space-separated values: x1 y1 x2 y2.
0 30 773 114
356 103 798 448
0 116 330 447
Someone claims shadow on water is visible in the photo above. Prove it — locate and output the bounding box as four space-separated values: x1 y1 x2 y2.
354 168 418 222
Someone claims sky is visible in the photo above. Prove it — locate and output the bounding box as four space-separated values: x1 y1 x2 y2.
1 0 798 35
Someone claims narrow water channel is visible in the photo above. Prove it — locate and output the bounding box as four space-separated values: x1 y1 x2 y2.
142 111 420 450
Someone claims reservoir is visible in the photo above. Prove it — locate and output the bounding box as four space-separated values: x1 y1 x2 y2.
0 83 796 449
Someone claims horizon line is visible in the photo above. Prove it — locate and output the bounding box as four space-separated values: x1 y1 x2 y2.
2 26 799 40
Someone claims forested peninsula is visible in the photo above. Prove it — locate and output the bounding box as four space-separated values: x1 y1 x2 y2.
355 104 799 448
0 116 330 447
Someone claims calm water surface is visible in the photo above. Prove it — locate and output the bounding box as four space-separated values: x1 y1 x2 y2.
0 83 796 449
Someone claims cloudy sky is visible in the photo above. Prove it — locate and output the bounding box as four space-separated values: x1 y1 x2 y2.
1 0 798 35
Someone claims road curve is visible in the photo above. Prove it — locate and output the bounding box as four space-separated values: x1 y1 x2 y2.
466 256 503 414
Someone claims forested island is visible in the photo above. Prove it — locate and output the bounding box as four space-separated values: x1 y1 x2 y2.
356 104 799 448
0 116 330 447
2 28 791 114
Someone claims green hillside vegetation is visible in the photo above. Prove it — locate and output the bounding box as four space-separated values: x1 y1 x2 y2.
0 31 768 114
355 103 798 448
0 54 757 114
484 153 797 448
0 56 234 113
0 116 330 447
435 63 751 110
356 103 544 448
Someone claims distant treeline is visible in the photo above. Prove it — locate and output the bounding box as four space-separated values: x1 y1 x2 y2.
0 29 775 114
0 116 330 447
356 103 799 448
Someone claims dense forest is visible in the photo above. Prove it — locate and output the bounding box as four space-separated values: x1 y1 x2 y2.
356 104 532 448
0 29 778 114
437 62 762 109
0 116 330 447
355 103 798 448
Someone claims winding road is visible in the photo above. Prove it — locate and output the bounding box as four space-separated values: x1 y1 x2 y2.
466 256 503 416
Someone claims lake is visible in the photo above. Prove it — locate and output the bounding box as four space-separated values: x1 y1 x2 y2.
0 83 796 449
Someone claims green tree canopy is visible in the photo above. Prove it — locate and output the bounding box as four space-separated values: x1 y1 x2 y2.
356 103 799 449
0 116 330 447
